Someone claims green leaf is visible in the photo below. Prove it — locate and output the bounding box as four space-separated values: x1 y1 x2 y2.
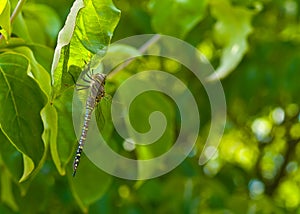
41 103 61 173
0 53 47 180
0 123 44 193
11 12 31 42
51 0 120 97
149 0 207 38
0 45 53 181
0 0 11 41
68 154 112 213
27 43 54 72
52 87 77 175
0 39 54 72
0 164 18 212
2 46 52 96
12 169 56 214
124 91 176 178
207 0 256 81
19 155 35 183
12 3 61 46
0 127 23 181
130 92 175 158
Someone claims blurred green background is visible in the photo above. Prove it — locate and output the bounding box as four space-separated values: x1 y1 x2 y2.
0 0 300 213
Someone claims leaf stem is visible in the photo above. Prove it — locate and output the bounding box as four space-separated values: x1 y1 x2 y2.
108 34 161 77
11 0 27 23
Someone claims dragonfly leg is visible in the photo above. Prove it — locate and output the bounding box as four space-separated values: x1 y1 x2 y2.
81 76 91 83
76 85 90 91
86 71 93 80
80 70 93 83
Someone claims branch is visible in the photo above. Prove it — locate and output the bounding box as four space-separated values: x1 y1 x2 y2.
108 34 161 77
265 139 298 195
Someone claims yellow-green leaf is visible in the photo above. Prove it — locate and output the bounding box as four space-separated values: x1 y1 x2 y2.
0 0 11 41
207 0 257 81
51 0 120 97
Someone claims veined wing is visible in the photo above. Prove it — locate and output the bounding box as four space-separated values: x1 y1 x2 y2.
95 95 112 131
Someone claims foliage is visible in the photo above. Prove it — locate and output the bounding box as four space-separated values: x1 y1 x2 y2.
0 0 300 213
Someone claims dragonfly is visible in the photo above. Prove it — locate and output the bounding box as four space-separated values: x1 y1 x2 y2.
72 70 106 177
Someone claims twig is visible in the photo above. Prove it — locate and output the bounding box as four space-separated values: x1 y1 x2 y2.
11 0 27 23
108 34 161 77
0 0 27 41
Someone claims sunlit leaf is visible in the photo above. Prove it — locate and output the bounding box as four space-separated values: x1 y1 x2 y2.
207 0 257 81
0 0 11 41
18 155 35 183
290 123 300 140
51 0 120 97
50 0 120 178
276 180 300 209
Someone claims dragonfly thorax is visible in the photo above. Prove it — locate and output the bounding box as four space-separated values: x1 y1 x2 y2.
90 73 106 103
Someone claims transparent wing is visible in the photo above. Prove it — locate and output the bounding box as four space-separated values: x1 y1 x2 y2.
95 95 112 134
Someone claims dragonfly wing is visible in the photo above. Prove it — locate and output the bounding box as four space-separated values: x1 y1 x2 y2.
95 95 114 138
95 95 111 129
95 103 105 131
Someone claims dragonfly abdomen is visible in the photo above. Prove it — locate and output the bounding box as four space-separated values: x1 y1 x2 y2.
73 107 92 176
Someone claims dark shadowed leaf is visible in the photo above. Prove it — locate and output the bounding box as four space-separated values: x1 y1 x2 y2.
69 154 112 213
0 164 18 212
51 87 77 175
0 128 22 181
